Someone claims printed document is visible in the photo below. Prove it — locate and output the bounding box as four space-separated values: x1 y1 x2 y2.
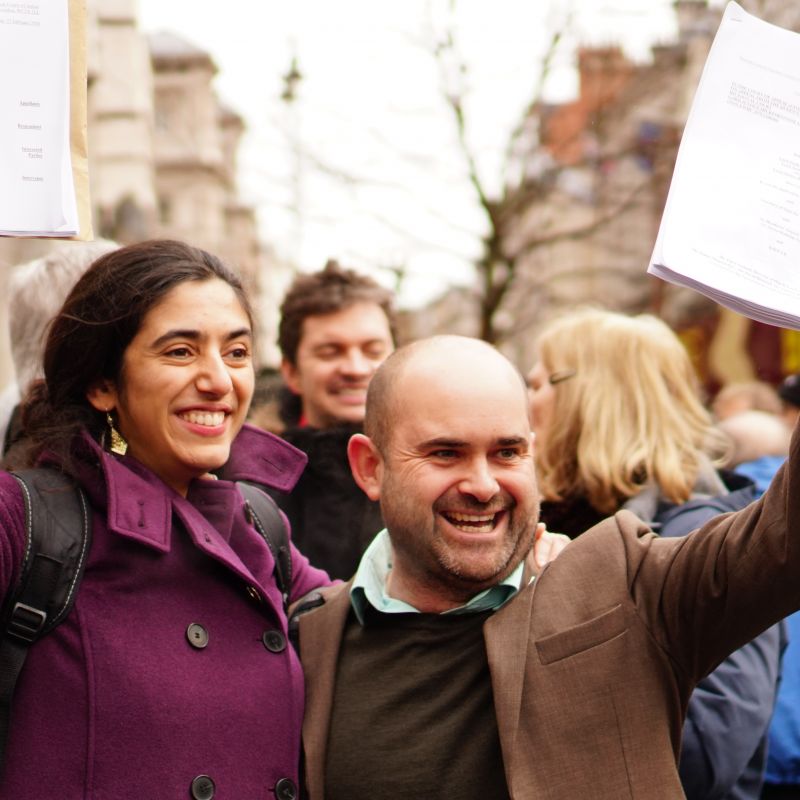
649 2 800 329
0 0 79 236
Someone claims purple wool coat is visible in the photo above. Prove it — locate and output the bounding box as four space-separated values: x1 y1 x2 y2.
0 424 330 799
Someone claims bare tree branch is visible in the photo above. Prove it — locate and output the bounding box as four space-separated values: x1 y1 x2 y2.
501 5 577 187
509 176 651 254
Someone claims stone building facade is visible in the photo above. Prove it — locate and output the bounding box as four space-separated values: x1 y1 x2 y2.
0 0 286 391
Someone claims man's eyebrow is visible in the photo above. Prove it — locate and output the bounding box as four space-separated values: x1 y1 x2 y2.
418 435 529 450
497 436 528 447
150 327 252 349
419 437 469 449
310 336 388 350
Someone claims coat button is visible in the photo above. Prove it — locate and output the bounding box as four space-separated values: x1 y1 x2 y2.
262 630 287 653
274 778 297 800
186 623 209 649
190 774 215 799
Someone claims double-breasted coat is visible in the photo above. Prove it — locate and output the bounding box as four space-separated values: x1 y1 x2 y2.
0 424 329 799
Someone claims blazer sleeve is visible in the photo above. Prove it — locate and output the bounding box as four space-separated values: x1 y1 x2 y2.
625 421 800 688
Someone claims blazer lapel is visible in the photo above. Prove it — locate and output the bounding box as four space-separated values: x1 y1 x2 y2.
298 583 352 800
484 554 538 796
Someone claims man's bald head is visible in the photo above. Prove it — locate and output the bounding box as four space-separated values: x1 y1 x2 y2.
348 334 539 611
364 335 529 453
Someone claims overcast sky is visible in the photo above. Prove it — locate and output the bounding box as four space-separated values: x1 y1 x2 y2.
137 0 679 306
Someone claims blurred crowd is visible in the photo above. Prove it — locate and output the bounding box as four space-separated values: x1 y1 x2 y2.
1 240 800 799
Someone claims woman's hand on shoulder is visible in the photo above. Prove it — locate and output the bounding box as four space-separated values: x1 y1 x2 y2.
533 523 570 568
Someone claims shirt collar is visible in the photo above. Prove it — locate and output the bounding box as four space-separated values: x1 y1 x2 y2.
350 529 527 625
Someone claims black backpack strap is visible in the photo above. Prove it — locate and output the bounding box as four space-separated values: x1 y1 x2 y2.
288 589 327 647
0 468 90 775
237 481 292 611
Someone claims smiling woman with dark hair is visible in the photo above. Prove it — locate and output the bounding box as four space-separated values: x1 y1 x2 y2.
0 239 329 799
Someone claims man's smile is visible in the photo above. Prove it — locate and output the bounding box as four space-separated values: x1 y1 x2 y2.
440 509 507 534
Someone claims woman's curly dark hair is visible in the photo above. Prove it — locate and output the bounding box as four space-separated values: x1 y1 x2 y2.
4 239 253 476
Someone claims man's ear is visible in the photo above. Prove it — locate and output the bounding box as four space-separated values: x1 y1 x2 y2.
280 358 302 396
86 379 118 413
347 433 383 501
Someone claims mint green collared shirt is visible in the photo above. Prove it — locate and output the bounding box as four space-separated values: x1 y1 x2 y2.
350 529 528 625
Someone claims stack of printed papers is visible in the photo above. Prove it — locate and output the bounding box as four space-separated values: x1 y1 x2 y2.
648 2 800 329
0 0 78 237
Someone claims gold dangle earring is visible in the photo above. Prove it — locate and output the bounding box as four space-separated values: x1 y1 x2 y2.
106 410 128 456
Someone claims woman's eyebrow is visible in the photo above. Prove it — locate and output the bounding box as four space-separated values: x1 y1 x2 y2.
150 327 252 349
497 436 527 447
150 329 200 348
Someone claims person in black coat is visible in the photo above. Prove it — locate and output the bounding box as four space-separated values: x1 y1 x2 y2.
263 261 397 579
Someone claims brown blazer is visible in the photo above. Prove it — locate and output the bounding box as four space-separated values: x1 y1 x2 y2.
299 432 800 799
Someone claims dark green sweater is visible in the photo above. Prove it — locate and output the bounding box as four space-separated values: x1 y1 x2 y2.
324 607 510 800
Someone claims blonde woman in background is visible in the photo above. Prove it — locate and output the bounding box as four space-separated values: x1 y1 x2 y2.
527 308 786 800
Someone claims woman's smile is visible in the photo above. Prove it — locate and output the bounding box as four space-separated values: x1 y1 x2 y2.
88 278 254 495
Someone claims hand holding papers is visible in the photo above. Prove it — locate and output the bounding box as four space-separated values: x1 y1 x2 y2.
648 2 800 329
0 0 79 237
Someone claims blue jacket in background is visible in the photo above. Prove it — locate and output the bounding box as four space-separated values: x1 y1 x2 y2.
764 610 800 786
656 480 788 800
734 455 787 498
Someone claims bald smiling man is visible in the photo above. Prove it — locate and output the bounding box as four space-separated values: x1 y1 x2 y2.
296 335 800 800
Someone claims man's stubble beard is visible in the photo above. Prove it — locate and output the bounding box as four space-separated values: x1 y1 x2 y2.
380 472 539 601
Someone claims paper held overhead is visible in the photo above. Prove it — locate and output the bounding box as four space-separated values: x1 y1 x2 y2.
0 0 79 237
648 1 800 329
